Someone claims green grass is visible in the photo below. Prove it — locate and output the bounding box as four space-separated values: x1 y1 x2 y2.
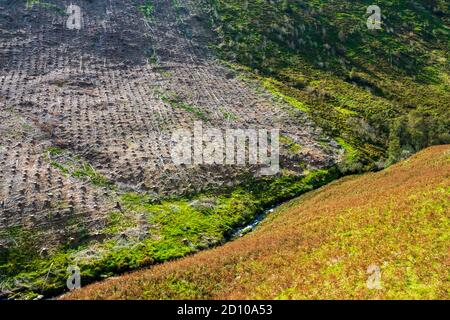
262 78 309 113
219 107 238 121
26 0 65 14
46 147 114 189
336 137 359 162
280 134 302 156
159 90 209 121
72 163 113 188
139 0 155 21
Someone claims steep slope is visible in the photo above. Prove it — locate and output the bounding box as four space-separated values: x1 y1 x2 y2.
197 0 450 169
1 0 448 299
63 145 450 300
0 0 340 298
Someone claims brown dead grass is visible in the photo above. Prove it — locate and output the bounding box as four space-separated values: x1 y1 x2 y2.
62 145 450 300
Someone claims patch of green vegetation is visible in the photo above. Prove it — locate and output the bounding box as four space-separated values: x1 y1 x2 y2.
280 134 302 155
149 47 158 65
159 90 209 121
387 110 450 165
103 211 138 235
72 163 113 188
21 123 33 131
50 161 70 175
336 138 359 162
0 211 92 299
1 167 339 298
46 147 114 189
219 107 238 121
177 102 208 122
335 107 358 116
335 137 368 173
161 277 205 299
47 146 64 156
26 0 64 14
171 0 191 37
139 0 155 22
262 78 309 113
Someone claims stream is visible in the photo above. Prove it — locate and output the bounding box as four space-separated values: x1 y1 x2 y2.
230 207 276 239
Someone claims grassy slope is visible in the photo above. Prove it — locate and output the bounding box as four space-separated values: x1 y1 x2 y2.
197 0 450 170
3 0 449 299
63 145 450 300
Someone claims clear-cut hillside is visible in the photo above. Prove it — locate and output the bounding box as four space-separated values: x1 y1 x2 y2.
0 0 340 298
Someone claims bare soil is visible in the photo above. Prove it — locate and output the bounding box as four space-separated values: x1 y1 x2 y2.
0 0 340 252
